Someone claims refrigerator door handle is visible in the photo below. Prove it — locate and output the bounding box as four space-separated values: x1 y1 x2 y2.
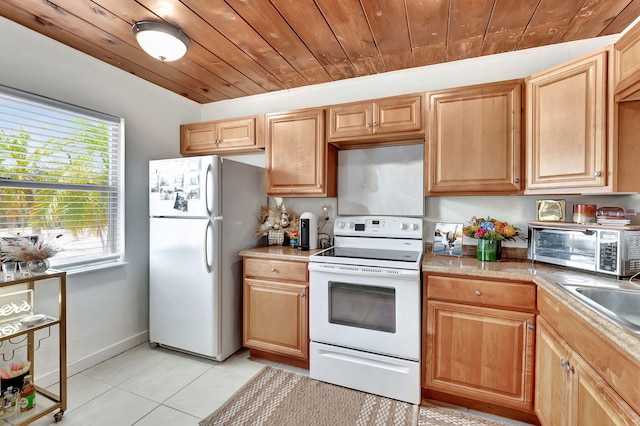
205 163 213 217
205 220 213 273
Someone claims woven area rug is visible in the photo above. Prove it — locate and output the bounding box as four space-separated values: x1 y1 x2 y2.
418 402 511 425
200 366 514 426
199 366 418 426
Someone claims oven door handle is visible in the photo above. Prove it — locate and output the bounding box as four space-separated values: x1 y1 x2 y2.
308 262 420 279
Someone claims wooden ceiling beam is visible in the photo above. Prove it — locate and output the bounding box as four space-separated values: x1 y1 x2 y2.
314 0 385 76
447 0 494 62
406 0 449 67
360 0 414 71
224 0 334 86
270 0 357 81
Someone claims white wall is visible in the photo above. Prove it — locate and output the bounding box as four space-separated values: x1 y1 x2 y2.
0 17 201 382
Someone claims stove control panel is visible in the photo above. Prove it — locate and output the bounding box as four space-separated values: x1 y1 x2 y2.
334 216 423 239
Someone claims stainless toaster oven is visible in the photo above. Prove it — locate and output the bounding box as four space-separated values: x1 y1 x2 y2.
528 222 640 279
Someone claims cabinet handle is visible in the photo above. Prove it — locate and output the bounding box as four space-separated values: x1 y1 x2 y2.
270 267 276 272
373 121 378 127
560 359 574 373
366 122 373 129
514 177 520 184
475 290 482 296
527 324 535 330
593 171 601 177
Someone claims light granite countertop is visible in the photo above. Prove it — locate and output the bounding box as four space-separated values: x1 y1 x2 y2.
239 246 324 261
422 253 640 366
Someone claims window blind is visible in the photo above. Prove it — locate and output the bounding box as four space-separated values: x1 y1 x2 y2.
0 85 124 268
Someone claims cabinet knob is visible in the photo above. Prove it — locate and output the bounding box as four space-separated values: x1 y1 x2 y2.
366 123 373 129
270 267 276 272
475 290 482 296
527 324 535 330
514 177 520 184
372 121 378 128
593 171 602 177
560 359 573 373
300 292 305 298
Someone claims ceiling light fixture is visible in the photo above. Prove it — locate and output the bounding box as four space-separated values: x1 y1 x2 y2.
132 21 190 62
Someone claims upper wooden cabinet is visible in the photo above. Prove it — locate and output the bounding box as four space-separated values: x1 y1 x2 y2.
328 94 424 147
265 108 337 197
614 20 640 101
180 115 264 156
525 49 608 193
426 80 523 195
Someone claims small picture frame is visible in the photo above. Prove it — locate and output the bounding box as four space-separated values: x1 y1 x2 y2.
433 222 463 257
536 199 566 222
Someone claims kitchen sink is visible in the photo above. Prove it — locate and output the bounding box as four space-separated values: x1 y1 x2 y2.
557 284 640 333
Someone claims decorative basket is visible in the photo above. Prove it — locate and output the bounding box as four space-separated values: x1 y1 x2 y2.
268 230 285 246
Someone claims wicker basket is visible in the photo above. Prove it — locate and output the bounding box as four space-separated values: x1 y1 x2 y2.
267 230 285 246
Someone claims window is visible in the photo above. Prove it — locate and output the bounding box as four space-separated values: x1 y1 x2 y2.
0 85 124 269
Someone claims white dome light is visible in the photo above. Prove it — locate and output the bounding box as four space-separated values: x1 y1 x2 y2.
132 21 190 62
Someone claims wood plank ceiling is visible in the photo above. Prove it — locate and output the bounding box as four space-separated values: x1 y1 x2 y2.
2 0 640 104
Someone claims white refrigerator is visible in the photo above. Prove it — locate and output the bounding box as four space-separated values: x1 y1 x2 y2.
149 156 264 361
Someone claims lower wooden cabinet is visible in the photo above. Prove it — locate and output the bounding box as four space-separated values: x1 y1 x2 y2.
242 257 309 368
423 274 537 420
535 317 640 426
424 300 535 412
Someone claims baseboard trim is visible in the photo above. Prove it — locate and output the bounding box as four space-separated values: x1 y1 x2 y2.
36 331 149 388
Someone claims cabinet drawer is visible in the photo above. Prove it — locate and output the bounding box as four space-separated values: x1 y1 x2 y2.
244 258 308 282
426 275 536 311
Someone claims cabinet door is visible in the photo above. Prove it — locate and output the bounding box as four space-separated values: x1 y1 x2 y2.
424 300 535 413
216 117 260 151
266 108 336 197
328 94 424 143
535 317 573 426
180 122 217 156
426 81 523 194
374 94 423 134
328 102 372 139
614 21 640 99
526 50 607 191
180 116 263 156
572 352 640 426
243 278 308 360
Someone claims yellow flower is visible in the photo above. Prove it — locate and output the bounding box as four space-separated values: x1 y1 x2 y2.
502 225 516 238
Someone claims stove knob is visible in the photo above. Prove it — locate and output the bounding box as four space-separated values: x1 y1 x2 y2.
399 222 408 230
337 221 345 229
411 223 420 231
349 222 355 229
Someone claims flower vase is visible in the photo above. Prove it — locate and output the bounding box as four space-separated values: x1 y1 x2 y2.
476 240 502 261
28 259 50 274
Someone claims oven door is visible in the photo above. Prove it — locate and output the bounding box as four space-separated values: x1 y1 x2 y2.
309 262 421 360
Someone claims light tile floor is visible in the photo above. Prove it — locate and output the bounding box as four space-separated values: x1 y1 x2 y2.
16 343 532 426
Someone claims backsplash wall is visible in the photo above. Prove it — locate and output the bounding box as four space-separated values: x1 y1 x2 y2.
261 194 640 250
